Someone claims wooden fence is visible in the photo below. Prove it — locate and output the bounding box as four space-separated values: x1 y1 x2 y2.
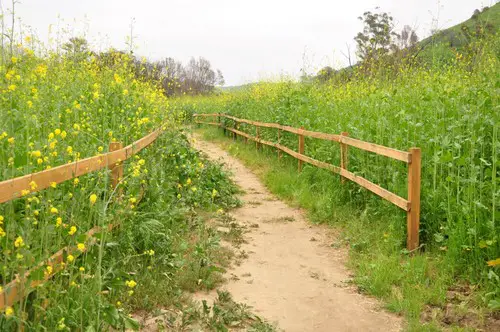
0 125 166 310
194 113 421 251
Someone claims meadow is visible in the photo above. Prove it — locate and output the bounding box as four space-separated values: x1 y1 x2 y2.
179 34 500 328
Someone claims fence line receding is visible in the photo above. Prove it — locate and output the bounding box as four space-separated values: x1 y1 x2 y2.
0 125 166 310
194 113 421 252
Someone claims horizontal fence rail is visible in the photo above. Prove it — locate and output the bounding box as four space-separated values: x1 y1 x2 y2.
0 126 163 204
0 124 166 310
194 113 421 251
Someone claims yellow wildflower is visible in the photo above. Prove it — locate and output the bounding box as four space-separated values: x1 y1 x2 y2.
5 306 13 317
125 280 137 288
50 207 58 214
31 150 42 158
77 243 85 252
68 226 77 236
67 254 74 262
56 217 62 227
487 258 500 267
7 137 14 144
14 236 24 248
51 182 57 188
89 194 97 205
29 181 37 190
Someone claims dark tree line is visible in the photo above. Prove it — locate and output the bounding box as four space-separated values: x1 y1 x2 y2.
61 38 224 96
132 56 224 96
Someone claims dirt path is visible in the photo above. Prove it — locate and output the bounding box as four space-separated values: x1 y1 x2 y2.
192 136 402 332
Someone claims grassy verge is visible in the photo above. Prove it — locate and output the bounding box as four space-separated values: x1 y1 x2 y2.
197 126 498 332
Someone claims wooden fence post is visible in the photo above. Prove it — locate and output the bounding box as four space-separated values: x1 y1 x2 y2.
407 148 421 251
256 126 260 150
340 132 349 183
109 142 124 191
298 126 305 172
233 121 237 141
277 129 282 160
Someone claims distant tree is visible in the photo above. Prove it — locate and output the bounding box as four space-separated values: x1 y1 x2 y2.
354 10 398 61
216 69 225 87
471 9 481 19
184 57 219 94
397 25 419 49
159 57 185 96
62 37 89 61
316 66 334 82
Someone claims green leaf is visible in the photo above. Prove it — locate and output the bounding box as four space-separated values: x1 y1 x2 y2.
123 315 140 330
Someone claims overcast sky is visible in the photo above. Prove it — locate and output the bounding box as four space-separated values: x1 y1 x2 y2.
4 0 497 85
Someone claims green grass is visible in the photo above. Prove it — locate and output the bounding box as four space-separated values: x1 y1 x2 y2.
197 126 498 331
176 32 500 313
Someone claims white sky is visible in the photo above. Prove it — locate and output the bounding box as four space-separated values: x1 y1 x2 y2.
4 0 497 85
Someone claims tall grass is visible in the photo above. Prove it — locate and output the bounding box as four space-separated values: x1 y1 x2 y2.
179 36 500 308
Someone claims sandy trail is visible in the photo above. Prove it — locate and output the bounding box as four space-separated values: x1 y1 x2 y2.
192 136 402 332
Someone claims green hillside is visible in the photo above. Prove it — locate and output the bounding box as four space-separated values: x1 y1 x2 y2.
416 3 500 63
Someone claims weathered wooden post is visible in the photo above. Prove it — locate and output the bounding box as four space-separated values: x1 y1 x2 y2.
298 126 305 172
256 126 261 150
407 148 421 251
233 121 237 141
340 132 349 183
109 142 123 191
277 129 282 160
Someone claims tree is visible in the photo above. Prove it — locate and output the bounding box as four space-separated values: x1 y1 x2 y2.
316 66 334 82
159 57 185 96
62 37 89 61
184 57 218 94
397 25 419 49
216 69 225 87
354 10 398 61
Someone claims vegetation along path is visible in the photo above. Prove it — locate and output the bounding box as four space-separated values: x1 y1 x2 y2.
192 135 402 332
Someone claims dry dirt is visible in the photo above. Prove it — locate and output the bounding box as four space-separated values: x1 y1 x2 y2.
191 136 402 332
